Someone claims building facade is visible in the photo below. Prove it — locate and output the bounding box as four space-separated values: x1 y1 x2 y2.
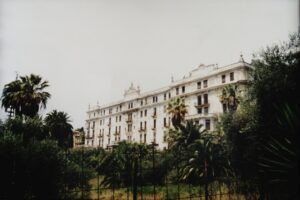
85 56 252 149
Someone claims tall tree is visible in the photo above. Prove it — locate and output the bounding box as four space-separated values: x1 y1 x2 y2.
1 74 51 118
220 84 240 112
45 110 73 148
167 97 188 129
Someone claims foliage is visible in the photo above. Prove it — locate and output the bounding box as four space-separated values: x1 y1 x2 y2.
220 84 241 112
45 110 73 148
167 97 188 129
1 74 50 118
97 141 149 187
0 133 90 200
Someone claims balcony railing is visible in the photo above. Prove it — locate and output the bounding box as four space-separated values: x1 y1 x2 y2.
151 113 157 118
113 132 120 136
194 103 209 108
151 127 156 131
85 134 94 139
126 118 132 123
138 128 145 132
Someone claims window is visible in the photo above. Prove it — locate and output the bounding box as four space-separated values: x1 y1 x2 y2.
204 94 208 104
109 108 112 114
222 75 226 83
140 134 142 143
205 119 211 130
144 134 146 143
197 108 202 114
140 122 143 130
140 111 143 117
164 118 167 127
230 72 234 81
140 100 143 106
153 107 156 116
182 86 185 93
116 116 118 122
197 81 201 89
144 121 147 130
168 92 171 98
145 109 147 116
197 95 202 105
176 87 179 95
164 93 167 100
128 124 132 132
153 119 156 129
203 80 208 88
152 96 158 103
119 116 121 121
204 107 209 114
119 126 121 133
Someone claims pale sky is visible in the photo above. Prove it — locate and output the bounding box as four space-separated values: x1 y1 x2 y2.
0 0 298 128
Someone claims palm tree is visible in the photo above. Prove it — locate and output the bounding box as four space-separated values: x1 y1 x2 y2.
167 97 188 129
168 120 205 153
1 79 22 117
181 133 229 200
45 110 73 148
220 84 240 112
1 74 50 118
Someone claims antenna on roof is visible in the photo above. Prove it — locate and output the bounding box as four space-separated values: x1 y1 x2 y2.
15 71 19 80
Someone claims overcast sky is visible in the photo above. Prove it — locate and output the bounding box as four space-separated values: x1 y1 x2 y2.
0 0 298 128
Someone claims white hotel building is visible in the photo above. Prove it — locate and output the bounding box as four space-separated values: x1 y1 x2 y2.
85 56 252 149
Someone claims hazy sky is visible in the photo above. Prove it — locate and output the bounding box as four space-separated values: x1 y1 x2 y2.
0 0 298 128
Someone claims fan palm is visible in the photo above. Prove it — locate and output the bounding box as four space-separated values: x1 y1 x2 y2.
1 74 50 118
168 120 205 153
45 110 73 148
220 84 240 112
181 133 229 200
167 97 188 129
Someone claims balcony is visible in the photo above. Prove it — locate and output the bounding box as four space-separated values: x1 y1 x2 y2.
151 113 157 118
113 132 120 136
125 131 132 136
163 124 170 128
138 128 145 132
151 127 156 131
126 118 133 123
85 134 94 139
194 103 209 108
